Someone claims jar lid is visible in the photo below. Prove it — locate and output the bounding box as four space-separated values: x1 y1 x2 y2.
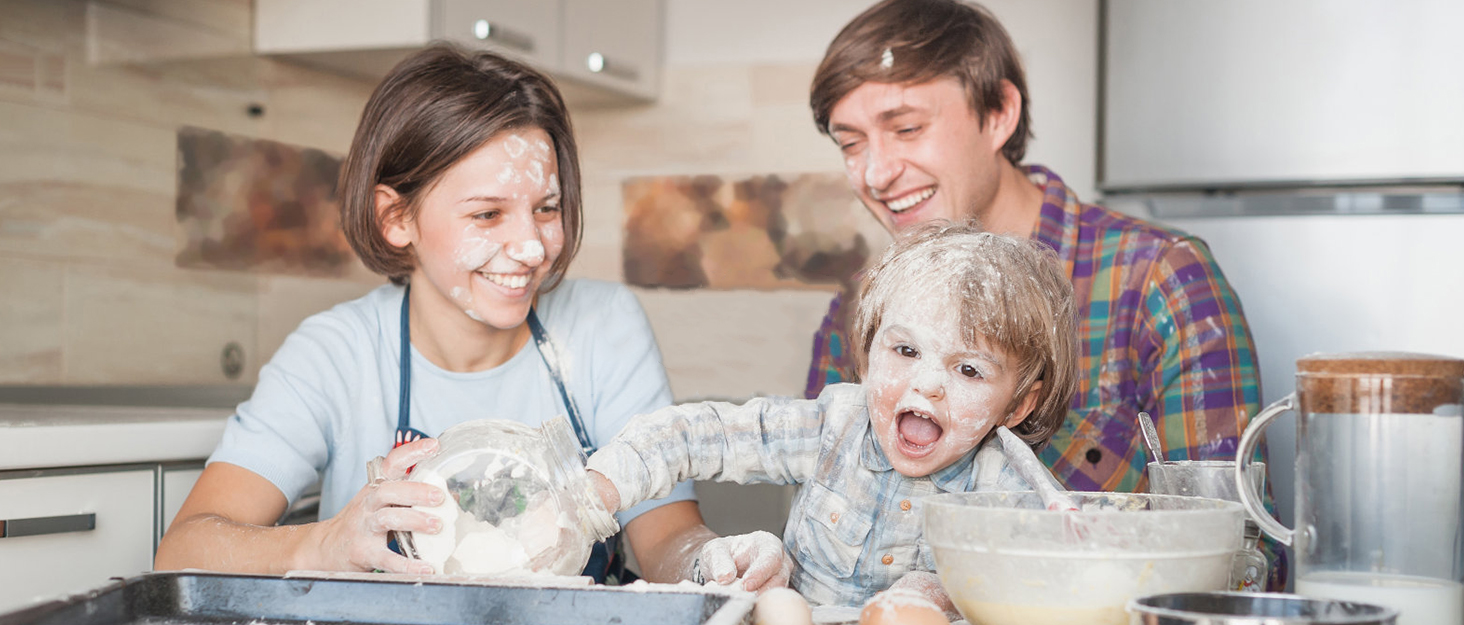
1297 351 1464 377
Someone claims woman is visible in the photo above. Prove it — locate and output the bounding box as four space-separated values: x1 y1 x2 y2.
154 45 722 582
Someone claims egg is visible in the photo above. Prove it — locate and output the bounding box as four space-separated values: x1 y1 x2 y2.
754 587 813 625
859 589 949 625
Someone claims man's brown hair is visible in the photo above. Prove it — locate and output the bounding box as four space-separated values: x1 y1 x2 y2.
850 222 1077 449
339 44 582 288
810 0 1033 164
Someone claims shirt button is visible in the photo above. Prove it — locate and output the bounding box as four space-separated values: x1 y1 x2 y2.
830 512 839 523
1086 448 1104 464
900 499 912 511
881 554 894 565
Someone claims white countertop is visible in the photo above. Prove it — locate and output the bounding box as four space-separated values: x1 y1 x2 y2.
0 403 230 471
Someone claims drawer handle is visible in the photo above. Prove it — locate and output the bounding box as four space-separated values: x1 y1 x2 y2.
472 20 535 53
0 513 96 538
586 52 640 82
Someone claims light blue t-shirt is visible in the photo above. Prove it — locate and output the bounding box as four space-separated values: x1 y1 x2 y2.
210 279 695 526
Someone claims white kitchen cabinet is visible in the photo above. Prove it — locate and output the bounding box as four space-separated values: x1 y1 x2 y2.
559 0 662 102
254 0 661 104
159 464 204 540
441 0 562 69
255 0 560 73
0 468 156 614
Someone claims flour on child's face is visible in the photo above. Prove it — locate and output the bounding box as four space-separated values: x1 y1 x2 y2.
864 289 1025 477
408 127 565 330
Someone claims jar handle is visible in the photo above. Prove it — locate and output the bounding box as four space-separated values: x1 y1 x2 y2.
1236 393 1294 545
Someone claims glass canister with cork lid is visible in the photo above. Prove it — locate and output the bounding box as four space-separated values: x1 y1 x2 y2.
1236 352 1464 625
385 416 619 577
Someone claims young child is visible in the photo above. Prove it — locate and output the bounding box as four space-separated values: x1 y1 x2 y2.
587 222 1078 608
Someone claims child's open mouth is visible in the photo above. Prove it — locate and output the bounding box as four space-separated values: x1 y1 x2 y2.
896 409 942 458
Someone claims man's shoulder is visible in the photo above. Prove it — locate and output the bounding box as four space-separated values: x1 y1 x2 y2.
1078 200 1193 248
1030 164 1195 249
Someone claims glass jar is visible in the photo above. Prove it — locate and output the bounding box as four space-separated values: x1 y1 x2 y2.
399 416 618 577
1237 351 1464 625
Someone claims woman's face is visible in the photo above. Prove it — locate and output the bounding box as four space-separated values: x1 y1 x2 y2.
388 127 565 330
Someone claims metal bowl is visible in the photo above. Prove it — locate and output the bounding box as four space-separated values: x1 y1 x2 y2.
923 491 1244 625
1129 592 1399 624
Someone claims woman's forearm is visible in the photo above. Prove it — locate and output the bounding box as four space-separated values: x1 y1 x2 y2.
154 513 318 574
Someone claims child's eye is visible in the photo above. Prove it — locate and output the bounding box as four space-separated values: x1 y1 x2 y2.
896 125 923 137
535 204 561 216
958 364 983 379
896 345 918 358
472 210 501 221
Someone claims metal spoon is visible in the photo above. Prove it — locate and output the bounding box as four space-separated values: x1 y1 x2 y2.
1138 411 1165 464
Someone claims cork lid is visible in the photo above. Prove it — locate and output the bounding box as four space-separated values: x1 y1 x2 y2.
1297 352 1464 378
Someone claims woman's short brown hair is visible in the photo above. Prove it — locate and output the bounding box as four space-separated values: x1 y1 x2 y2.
851 222 1077 448
339 44 582 288
810 0 1033 164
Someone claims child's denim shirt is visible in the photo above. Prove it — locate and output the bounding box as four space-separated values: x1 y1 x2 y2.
588 383 1032 607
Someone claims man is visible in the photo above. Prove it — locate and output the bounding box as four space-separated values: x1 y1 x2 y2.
802 0 1285 589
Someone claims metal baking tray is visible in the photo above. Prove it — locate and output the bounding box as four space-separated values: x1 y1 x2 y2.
0 571 753 625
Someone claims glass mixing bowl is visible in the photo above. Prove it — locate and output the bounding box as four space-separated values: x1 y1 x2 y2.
401 416 618 577
924 491 1244 625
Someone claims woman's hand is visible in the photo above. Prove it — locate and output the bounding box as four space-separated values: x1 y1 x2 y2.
300 437 444 574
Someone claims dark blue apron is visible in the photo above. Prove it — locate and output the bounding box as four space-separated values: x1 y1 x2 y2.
393 286 623 582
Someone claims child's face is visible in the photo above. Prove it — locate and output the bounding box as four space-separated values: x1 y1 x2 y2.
392 127 565 329
864 293 1039 478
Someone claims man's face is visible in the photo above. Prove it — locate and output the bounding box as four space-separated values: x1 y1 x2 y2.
864 293 1038 477
828 78 1006 234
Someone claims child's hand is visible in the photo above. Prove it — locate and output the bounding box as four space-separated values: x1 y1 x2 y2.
695 530 793 593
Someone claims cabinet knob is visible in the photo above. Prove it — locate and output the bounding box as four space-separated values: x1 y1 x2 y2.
473 20 535 53
586 52 639 82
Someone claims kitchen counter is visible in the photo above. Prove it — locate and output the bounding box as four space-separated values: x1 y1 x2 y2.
0 403 231 471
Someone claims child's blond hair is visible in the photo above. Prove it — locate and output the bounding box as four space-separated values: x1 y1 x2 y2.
851 222 1077 448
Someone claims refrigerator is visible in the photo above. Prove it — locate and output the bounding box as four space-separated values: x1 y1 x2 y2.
1102 0 1464 533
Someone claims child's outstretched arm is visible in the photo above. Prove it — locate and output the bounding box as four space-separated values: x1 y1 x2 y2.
587 394 826 515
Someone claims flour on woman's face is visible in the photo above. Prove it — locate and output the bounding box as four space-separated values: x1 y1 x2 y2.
410 127 566 330
864 288 1025 477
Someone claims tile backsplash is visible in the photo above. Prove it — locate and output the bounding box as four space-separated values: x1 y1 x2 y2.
0 0 381 385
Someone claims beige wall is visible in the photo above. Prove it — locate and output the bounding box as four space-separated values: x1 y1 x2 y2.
0 0 381 385
571 63 861 402
0 0 1099 405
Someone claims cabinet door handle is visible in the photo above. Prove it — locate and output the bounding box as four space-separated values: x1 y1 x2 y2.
0 513 97 538
472 20 535 53
586 53 640 82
